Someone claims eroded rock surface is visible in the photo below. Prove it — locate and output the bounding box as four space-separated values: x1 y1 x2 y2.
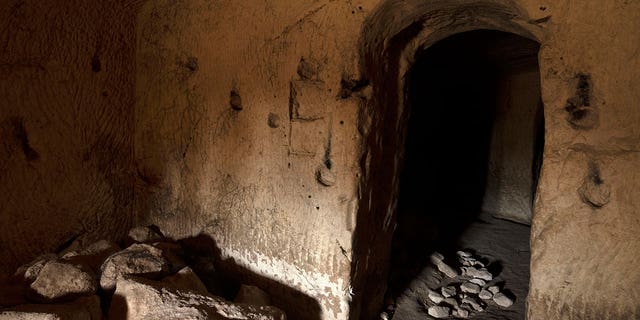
29 261 96 302
109 276 285 320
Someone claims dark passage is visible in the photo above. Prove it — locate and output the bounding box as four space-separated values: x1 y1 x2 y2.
386 30 543 319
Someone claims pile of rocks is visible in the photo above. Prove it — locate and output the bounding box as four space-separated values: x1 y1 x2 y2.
0 226 285 320
425 251 514 319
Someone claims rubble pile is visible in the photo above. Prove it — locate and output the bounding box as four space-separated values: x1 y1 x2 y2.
424 250 515 319
0 226 286 320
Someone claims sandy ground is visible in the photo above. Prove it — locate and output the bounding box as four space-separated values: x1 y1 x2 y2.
388 213 530 320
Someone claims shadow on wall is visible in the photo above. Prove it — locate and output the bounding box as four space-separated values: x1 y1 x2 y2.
107 234 321 319
178 234 322 320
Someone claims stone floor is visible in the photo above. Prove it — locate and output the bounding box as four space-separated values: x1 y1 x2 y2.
387 212 531 320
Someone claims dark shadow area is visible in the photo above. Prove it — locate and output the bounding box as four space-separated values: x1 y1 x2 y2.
179 234 322 320
386 29 542 306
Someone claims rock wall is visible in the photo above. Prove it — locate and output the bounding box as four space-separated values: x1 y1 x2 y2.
482 44 543 225
134 1 366 318
0 0 138 274
529 1 640 318
353 0 640 319
1 0 638 319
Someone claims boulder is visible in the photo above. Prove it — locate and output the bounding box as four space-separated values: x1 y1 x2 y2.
0 295 101 320
28 261 96 302
126 226 164 245
14 254 57 283
63 240 121 273
99 244 170 291
161 267 208 294
108 276 285 320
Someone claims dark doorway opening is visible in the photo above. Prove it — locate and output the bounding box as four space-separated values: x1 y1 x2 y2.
385 30 543 319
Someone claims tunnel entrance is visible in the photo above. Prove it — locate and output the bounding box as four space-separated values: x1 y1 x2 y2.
384 30 543 319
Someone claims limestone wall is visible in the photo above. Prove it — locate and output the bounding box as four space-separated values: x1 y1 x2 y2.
134 1 367 318
1 1 638 319
0 0 138 274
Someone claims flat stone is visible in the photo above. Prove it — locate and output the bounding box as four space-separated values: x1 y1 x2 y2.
428 291 444 304
493 292 514 308
479 289 493 300
436 260 459 278
108 276 286 320
100 243 170 291
460 282 481 294
429 252 445 264
29 261 96 302
462 267 493 281
456 251 472 258
454 307 469 318
462 296 485 312
427 306 450 318
0 295 101 320
469 278 486 286
441 286 456 298
234 284 272 306
443 297 459 308
488 285 500 294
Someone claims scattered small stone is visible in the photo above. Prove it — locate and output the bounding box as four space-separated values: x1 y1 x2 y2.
456 251 472 258
493 292 514 308
460 282 481 294
443 297 458 308
429 252 445 264
462 266 493 281
435 260 458 278
462 296 484 312
427 305 450 318
469 278 486 286
441 286 456 298
488 285 500 294
454 307 469 318
479 289 493 300
428 291 444 304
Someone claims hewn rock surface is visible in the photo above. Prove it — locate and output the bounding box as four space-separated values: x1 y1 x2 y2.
0 295 101 320
109 276 285 320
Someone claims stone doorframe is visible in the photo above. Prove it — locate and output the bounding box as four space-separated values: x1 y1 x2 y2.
349 1 547 319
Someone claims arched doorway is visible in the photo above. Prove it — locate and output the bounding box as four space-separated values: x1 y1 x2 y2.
387 29 543 319
348 2 547 319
